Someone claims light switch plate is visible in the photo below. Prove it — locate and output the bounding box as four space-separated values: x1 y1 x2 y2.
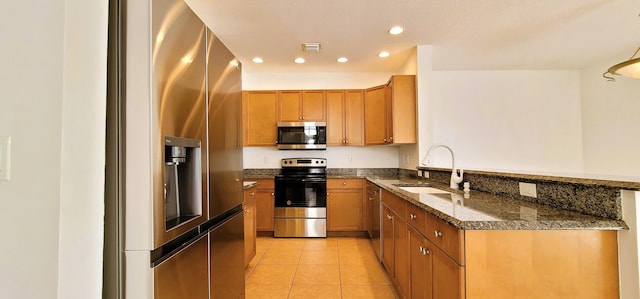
0 136 11 181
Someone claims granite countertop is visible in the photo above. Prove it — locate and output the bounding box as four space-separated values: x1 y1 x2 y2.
368 177 629 231
242 172 628 230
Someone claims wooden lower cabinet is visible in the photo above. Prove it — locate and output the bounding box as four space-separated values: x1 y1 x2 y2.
382 201 409 298
243 196 256 267
393 210 410 298
409 227 432 299
327 179 364 231
383 190 620 299
409 225 464 299
464 230 619 299
254 179 275 232
382 204 395 277
432 242 464 298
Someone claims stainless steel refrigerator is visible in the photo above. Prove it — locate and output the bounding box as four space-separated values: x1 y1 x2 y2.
123 0 244 297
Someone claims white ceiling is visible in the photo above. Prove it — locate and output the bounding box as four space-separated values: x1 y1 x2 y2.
185 0 640 74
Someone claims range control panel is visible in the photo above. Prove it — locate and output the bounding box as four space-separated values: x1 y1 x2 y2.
281 158 326 168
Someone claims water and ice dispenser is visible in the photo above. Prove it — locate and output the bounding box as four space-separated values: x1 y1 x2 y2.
164 136 202 231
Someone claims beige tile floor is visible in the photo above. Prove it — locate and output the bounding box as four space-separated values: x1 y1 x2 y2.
245 236 399 299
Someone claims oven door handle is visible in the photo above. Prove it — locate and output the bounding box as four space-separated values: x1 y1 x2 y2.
276 177 326 183
300 178 326 182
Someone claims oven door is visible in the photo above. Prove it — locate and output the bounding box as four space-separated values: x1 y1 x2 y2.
274 176 327 207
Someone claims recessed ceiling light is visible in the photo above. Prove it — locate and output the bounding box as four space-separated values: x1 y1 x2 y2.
294 57 305 64
378 51 390 58
252 57 263 63
388 26 404 35
337 57 348 63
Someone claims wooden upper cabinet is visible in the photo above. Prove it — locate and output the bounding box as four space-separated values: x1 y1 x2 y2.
243 91 277 146
364 85 388 145
364 75 416 145
326 91 345 145
326 90 364 146
344 90 364 146
278 90 325 122
278 91 303 122
302 90 326 121
388 75 417 144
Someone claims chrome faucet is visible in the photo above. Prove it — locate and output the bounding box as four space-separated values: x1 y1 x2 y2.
420 144 464 189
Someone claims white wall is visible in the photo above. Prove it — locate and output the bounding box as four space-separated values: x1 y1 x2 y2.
0 1 64 297
57 0 108 298
244 146 399 169
243 72 394 90
581 59 640 177
0 1 107 298
427 70 585 174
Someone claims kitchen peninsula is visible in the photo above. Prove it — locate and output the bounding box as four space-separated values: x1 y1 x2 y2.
245 167 629 299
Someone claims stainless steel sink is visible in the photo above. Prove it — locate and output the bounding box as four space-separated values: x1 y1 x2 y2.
394 185 451 194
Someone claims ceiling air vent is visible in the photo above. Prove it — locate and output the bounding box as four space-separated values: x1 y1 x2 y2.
302 43 322 53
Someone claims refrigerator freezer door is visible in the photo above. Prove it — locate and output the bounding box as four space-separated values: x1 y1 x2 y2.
153 235 209 299
210 210 245 298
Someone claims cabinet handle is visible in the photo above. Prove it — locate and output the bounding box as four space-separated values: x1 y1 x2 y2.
434 230 442 238
386 214 393 220
271 192 275 196
383 138 387 142
369 197 373 201
424 248 430 255
342 182 347 186
327 192 330 196
410 214 417 220
345 139 349 144
250 192 255 196
245 209 250 214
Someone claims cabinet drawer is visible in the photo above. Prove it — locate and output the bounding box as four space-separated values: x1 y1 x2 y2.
405 203 426 236
255 179 274 189
426 212 465 265
327 179 363 189
243 187 256 204
381 189 406 218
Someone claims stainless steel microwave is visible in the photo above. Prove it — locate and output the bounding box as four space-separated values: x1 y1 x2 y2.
277 122 327 150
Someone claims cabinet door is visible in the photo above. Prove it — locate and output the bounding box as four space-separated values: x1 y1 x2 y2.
381 204 395 276
302 90 326 121
327 189 363 231
393 209 410 298
388 75 416 144
344 90 364 146
432 245 464 299
326 90 345 145
243 91 278 146
243 199 256 267
409 227 432 299
364 85 388 145
255 188 274 231
278 90 303 121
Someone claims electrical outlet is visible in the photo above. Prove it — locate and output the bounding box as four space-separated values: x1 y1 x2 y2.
423 171 429 179
417 170 423 177
519 182 537 198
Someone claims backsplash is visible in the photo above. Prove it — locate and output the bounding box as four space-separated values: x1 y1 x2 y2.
417 167 624 220
243 167 627 220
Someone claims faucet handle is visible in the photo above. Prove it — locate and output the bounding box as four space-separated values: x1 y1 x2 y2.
450 168 464 189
